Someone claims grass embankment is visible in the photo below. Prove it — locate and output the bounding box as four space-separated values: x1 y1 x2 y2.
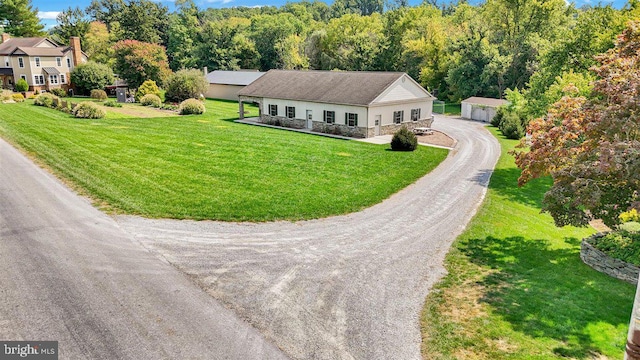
0 99 448 221
421 128 635 359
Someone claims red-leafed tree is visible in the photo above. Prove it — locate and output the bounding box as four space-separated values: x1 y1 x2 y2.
113 39 172 90
513 20 640 227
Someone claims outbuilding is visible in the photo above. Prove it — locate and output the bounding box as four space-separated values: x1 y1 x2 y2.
205 70 264 101
461 97 508 122
238 70 436 138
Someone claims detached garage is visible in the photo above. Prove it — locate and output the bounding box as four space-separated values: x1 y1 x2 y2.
461 97 508 122
205 70 264 101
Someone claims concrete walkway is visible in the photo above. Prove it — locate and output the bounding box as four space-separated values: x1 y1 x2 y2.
117 115 501 360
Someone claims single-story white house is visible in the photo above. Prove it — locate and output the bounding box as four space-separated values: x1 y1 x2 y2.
205 70 264 100
461 96 508 122
238 70 436 138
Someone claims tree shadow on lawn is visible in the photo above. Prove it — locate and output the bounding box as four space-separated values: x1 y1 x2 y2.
460 235 634 358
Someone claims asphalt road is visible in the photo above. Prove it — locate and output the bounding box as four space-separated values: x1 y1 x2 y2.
117 115 501 359
0 139 287 359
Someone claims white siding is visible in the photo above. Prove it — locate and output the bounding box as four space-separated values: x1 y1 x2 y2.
461 102 472 119
372 74 434 104
262 98 368 127
368 99 433 128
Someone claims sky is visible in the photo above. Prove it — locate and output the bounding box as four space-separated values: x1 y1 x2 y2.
32 0 629 29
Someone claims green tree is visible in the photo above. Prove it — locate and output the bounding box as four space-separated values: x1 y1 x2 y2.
0 0 45 36
113 40 171 89
164 68 208 102
249 13 305 71
49 7 90 45
514 21 640 227
166 0 201 71
196 17 259 71
317 13 385 71
82 21 115 67
87 0 168 45
70 61 115 95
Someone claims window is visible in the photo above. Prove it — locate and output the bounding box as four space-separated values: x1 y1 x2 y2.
33 75 44 85
268 104 277 116
4 57 9 67
346 113 358 127
66 58 71 68
18 57 24 68
20 74 27 81
56 57 61 66
285 106 295 119
34 57 40 67
60 74 65 84
49 74 59 84
323 110 335 124
411 108 421 121
393 110 404 124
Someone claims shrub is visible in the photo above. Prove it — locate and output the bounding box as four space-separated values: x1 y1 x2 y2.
34 93 59 108
72 102 106 119
391 126 418 151
499 111 525 140
491 107 506 127
140 94 161 108
104 100 122 108
620 209 640 223
1 90 12 101
178 98 205 115
15 78 28 92
90 89 108 101
164 69 209 103
135 80 161 102
50 88 67 98
11 93 25 102
160 103 178 111
590 230 640 266
71 61 115 96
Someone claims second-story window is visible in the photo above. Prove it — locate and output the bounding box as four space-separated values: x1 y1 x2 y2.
56 57 61 66
34 57 40 67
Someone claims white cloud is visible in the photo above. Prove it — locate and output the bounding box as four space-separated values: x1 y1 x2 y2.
204 0 234 4
38 11 61 20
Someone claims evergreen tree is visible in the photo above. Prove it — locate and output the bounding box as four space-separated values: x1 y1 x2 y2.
0 0 45 37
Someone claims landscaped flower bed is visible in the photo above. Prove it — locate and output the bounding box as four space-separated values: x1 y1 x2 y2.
581 230 640 284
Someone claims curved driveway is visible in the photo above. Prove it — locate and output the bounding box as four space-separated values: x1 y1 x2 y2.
116 115 501 359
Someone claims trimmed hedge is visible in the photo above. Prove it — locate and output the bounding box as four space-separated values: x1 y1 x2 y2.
11 93 25 102
135 80 161 102
178 98 205 115
391 126 418 151
34 93 59 108
90 89 108 101
140 94 162 108
73 102 106 119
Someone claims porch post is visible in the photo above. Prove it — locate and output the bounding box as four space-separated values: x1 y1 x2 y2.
239 100 245 120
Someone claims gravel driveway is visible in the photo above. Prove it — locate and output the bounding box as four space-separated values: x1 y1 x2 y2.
117 115 501 360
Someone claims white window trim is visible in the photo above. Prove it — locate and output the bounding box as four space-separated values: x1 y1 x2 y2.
34 57 40 67
56 57 61 66
49 74 59 85
18 57 24 68
60 74 66 84
66 58 71 68
323 110 335 124
285 106 295 119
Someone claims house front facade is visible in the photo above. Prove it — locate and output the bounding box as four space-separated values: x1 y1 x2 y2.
238 70 435 138
0 34 88 92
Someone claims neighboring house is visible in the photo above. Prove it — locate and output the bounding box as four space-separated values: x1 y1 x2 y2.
461 97 508 122
205 70 264 100
0 33 88 92
238 70 436 138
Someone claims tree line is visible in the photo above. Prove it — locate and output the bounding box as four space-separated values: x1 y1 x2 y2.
1 0 639 122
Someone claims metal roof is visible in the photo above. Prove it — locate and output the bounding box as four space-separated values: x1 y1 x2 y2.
239 70 417 106
206 70 264 86
462 97 508 108
42 67 60 75
0 67 13 75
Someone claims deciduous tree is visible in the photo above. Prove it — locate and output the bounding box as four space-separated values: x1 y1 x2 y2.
113 40 171 89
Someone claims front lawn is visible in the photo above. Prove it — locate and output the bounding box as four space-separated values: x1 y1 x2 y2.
0 99 448 221
421 128 634 358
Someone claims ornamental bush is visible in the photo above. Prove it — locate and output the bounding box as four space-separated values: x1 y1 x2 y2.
73 102 106 119
391 126 418 151
15 78 28 92
11 93 25 102
590 231 640 266
104 100 122 108
164 69 208 103
90 89 108 101
34 93 58 108
140 94 161 108
50 88 67 98
135 80 161 102
499 111 525 140
70 61 115 96
178 98 205 115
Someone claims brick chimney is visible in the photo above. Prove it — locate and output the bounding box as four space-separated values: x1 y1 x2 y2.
69 37 82 66
1 33 10 43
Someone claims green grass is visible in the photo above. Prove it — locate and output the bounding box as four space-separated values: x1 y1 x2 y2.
0 99 448 221
444 103 461 115
421 128 634 359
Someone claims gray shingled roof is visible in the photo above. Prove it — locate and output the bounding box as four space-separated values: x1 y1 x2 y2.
12 46 66 57
206 70 264 86
0 37 45 55
238 70 410 106
462 97 508 108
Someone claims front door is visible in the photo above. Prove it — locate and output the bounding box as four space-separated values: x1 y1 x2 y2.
374 115 381 136
306 110 313 129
